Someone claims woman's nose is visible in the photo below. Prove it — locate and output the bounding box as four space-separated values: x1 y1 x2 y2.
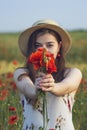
43 45 48 51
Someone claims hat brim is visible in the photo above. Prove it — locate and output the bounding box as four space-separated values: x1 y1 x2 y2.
19 24 72 57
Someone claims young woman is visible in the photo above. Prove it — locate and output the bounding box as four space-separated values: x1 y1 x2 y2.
14 20 82 130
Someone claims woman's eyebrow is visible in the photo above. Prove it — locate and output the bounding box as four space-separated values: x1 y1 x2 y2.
35 42 41 44
47 41 54 43
35 41 54 45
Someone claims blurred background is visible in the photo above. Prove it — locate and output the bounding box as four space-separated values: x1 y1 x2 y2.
0 0 87 32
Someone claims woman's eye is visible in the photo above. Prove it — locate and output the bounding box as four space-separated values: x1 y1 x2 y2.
35 44 42 49
47 44 53 47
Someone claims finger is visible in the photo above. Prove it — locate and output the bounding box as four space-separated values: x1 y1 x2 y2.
36 77 42 82
39 82 54 88
42 75 54 82
35 77 42 88
43 74 52 79
40 78 54 84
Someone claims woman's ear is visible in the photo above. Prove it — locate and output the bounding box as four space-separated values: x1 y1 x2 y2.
57 41 62 58
59 41 62 50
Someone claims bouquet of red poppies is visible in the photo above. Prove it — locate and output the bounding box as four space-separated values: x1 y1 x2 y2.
28 47 57 74
27 48 57 130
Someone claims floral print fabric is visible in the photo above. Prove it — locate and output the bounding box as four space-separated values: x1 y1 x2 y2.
20 92 75 130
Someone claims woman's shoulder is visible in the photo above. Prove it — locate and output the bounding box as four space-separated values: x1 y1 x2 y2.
14 67 29 80
14 67 28 73
64 68 82 96
64 67 82 78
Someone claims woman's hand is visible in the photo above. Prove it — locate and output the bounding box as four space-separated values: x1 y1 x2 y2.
38 74 55 92
34 72 45 89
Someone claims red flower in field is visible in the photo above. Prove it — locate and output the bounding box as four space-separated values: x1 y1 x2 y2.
83 86 87 90
0 89 9 100
0 79 3 87
8 115 18 125
12 60 18 65
9 106 17 111
80 78 86 84
10 81 17 90
6 72 13 78
28 48 57 74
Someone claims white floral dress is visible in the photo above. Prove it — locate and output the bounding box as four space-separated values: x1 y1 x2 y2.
19 92 75 130
14 68 81 130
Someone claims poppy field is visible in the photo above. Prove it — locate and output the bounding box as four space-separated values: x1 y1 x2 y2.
0 31 87 130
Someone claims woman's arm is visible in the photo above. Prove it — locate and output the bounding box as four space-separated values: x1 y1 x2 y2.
13 68 37 98
39 68 82 96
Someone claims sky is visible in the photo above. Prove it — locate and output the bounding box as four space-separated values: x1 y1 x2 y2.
0 0 87 32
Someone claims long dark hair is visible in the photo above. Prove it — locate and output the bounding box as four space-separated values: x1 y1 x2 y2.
25 28 66 83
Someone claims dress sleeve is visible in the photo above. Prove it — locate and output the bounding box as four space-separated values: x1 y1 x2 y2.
13 68 36 98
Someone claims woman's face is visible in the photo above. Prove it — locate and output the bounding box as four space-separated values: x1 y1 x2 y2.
35 33 61 59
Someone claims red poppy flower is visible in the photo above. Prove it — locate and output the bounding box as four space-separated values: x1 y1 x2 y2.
28 48 57 74
0 79 2 87
10 81 17 90
0 89 9 100
6 72 13 78
28 48 43 70
80 78 86 84
9 106 16 111
8 115 18 125
12 60 18 65
47 58 57 73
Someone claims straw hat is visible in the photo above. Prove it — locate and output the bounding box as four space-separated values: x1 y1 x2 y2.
19 19 72 57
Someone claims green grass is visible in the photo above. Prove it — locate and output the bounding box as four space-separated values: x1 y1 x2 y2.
0 33 24 62
66 30 87 64
0 30 87 130
0 30 87 63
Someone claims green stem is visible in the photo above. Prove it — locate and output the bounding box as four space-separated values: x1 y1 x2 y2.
43 93 48 130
